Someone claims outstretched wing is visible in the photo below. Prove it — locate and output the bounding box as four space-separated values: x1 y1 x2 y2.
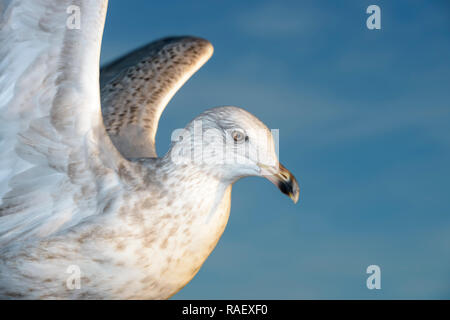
0 0 123 243
100 36 213 158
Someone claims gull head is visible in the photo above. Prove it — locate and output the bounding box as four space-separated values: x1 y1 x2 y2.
168 106 300 203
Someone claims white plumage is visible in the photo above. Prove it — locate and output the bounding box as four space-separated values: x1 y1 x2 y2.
0 0 299 299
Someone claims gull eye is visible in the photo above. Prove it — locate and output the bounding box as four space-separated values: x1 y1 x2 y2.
231 129 247 143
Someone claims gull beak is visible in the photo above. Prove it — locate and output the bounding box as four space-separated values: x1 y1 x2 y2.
259 163 300 204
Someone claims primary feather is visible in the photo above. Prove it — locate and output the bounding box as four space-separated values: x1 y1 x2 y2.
0 0 122 243
100 36 213 159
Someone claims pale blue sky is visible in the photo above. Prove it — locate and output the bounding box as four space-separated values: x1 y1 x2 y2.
101 0 450 299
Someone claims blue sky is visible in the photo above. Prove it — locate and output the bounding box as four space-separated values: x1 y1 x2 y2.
101 0 450 299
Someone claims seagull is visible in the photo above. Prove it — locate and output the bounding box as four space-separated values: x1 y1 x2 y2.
0 0 299 299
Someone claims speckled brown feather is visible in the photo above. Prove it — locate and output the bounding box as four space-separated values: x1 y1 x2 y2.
100 37 213 158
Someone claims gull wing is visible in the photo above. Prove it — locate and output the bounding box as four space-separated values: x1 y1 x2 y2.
100 36 213 158
0 0 124 243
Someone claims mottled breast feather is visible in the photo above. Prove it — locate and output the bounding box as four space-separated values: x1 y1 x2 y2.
100 36 214 158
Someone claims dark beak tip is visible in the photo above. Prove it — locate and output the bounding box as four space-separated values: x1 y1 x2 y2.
277 175 300 204
263 162 300 205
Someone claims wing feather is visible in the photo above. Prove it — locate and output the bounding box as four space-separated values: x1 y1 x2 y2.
100 36 213 158
0 0 124 244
